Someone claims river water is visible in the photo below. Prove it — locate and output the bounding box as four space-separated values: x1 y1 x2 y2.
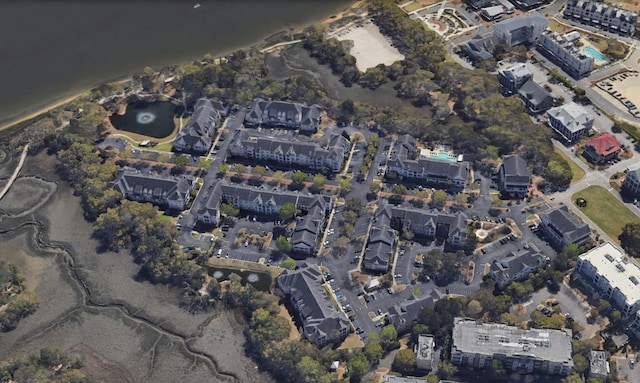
0 0 352 125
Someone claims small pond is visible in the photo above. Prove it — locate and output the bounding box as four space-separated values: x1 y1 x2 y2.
109 101 177 138
206 266 273 292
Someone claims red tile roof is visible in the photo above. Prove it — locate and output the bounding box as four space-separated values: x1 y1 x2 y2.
585 133 621 156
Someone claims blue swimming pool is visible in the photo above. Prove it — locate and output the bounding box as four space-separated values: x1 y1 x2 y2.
431 152 457 162
583 46 606 62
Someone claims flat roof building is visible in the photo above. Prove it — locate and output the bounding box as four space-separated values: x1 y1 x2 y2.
589 350 609 380
451 317 574 375
493 12 549 47
416 334 436 370
575 242 640 318
537 29 594 78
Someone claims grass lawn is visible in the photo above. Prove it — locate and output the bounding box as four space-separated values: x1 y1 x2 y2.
572 185 640 243
548 18 571 33
554 147 586 183
403 2 423 12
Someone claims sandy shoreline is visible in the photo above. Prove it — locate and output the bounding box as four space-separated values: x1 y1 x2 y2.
0 0 361 134
0 92 85 132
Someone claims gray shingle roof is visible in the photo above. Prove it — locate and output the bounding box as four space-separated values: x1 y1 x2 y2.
277 264 350 344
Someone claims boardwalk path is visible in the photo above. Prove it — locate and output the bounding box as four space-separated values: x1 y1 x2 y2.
0 144 29 201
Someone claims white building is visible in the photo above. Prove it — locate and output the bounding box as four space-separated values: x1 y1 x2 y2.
415 334 436 370
546 101 595 143
574 242 640 318
493 12 549 47
537 29 594 78
498 63 533 93
450 317 574 375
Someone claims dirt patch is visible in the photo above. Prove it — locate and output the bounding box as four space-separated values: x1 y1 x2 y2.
278 304 301 341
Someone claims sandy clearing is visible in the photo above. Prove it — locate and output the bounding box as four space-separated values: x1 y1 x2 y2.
335 22 405 72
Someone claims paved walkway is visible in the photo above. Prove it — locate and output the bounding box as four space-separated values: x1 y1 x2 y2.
0 144 29 201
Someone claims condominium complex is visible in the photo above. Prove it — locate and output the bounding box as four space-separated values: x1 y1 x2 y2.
111 167 194 210
539 205 591 249
173 98 221 154
574 242 640 318
228 130 351 173
196 182 330 226
564 0 637 36
277 263 350 345
493 12 549 47
451 317 574 375
385 135 469 190
537 30 594 78
244 98 322 134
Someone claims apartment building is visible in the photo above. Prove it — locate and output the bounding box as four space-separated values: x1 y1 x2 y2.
196 182 329 226
574 242 640 319
385 135 469 191
498 63 533 94
539 205 591 249
564 0 637 36
451 317 574 375
498 155 530 195
277 263 350 345
493 12 549 47
111 167 194 210
228 130 351 173
244 98 322 134
622 165 640 198
490 248 547 289
537 30 594 78
173 98 221 154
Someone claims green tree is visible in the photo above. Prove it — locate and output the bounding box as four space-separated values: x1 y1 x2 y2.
342 209 357 224
370 181 381 193
347 351 369 380
220 203 239 217
573 353 588 374
490 359 506 375
392 184 407 195
437 360 459 379
173 154 188 167
291 171 308 185
431 189 447 207
218 164 230 174
273 171 286 186
620 223 640 257
500 312 518 325
392 349 416 375
296 356 331 383
279 202 298 220
339 178 352 194
380 324 398 343
363 342 383 363
280 258 297 270
234 163 247 174
253 165 267 176
275 236 292 252
312 174 326 188
562 373 584 383
465 299 483 318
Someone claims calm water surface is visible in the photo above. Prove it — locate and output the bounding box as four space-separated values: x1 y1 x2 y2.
109 101 177 138
0 0 352 125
